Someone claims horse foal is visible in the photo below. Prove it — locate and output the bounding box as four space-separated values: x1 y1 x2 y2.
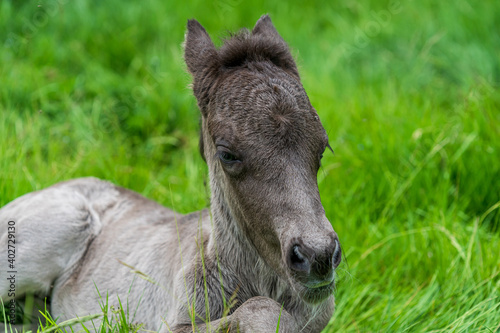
0 15 341 333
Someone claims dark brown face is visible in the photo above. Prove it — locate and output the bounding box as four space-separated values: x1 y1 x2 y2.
185 15 341 304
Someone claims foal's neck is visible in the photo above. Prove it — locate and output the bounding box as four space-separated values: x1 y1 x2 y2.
207 180 269 282
206 186 292 310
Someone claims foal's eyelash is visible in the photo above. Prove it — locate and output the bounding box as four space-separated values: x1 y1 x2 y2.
326 142 334 155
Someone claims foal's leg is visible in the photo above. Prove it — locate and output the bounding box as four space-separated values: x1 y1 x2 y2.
171 297 297 333
0 178 109 299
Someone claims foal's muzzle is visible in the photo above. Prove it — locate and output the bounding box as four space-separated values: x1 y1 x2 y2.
287 236 341 288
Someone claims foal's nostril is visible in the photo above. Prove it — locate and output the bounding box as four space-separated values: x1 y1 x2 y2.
289 245 311 273
332 239 342 268
288 238 341 286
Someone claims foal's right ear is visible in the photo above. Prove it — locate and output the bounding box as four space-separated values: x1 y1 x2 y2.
184 19 219 78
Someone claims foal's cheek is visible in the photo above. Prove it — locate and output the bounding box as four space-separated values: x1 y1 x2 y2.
231 181 283 246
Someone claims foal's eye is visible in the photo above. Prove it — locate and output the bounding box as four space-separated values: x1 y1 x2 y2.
219 151 238 164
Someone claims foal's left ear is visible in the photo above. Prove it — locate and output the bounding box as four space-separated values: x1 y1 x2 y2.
252 14 300 80
252 15 284 41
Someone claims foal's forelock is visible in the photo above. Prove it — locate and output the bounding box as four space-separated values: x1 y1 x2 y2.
218 28 300 80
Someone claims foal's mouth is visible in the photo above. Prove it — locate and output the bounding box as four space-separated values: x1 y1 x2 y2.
304 276 335 289
299 279 336 304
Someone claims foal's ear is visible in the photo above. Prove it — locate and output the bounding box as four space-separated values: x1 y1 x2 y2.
252 15 284 41
184 19 218 78
252 15 300 80
184 19 220 115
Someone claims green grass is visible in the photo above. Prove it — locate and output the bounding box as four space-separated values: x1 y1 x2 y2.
1 0 499 331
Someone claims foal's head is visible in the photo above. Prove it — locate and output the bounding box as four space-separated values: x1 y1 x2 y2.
184 15 341 304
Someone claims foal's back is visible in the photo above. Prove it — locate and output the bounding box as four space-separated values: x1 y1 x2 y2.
0 177 205 330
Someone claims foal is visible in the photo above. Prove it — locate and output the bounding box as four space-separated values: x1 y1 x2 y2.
0 15 341 332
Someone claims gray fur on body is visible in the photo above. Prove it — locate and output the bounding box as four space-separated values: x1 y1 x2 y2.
0 178 333 332
0 15 340 333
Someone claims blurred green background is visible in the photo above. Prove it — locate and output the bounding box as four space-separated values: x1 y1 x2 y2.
1 0 499 331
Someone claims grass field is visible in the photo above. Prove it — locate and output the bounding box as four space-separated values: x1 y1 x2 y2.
1 0 499 332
